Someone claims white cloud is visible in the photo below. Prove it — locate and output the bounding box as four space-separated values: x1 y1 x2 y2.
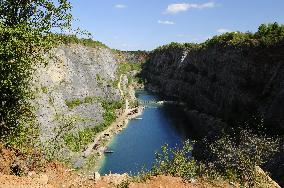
217 28 231 33
115 4 127 9
165 2 216 14
158 20 175 25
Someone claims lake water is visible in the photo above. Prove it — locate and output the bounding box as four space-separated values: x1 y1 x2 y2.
99 90 192 175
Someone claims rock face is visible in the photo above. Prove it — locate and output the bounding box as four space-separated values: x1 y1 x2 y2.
142 40 284 135
33 44 120 143
29 43 149 162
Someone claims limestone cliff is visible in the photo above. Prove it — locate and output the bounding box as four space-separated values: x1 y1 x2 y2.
31 43 146 165
142 40 284 136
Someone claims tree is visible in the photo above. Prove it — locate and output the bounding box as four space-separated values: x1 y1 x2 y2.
255 22 284 43
0 0 72 29
0 0 72 147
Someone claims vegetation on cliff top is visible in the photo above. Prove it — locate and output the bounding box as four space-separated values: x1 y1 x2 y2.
55 34 109 49
154 22 284 52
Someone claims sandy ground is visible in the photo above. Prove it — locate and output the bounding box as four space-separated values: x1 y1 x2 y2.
129 176 234 188
0 168 234 188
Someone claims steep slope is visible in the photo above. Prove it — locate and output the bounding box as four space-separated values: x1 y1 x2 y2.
30 43 147 168
34 44 119 138
142 40 284 136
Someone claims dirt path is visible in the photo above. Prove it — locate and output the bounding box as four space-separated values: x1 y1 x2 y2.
118 74 124 97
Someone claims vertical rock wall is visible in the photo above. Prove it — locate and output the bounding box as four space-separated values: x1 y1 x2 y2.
143 40 284 135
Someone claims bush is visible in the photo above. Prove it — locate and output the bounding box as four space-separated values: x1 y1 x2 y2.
65 96 101 109
207 129 279 186
151 140 198 180
142 127 280 187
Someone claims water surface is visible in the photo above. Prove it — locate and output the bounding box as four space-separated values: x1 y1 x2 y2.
99 90 191 175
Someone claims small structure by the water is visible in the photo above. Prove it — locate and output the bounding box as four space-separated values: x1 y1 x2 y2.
104 150 114 154
104 146 114 154
104 132 110 137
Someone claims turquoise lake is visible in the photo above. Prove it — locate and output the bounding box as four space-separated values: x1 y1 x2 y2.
99 90 192 175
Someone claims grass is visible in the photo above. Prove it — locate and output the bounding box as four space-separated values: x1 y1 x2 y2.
65 96 101 109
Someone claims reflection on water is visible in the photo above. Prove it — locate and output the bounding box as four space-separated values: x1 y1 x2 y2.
99 90 191 175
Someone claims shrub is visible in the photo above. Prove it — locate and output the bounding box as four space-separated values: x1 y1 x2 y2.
142 127 280 187
65 96 101 109
151 140 198 181
207 129 279 186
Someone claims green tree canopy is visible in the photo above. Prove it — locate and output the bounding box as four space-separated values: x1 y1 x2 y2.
0 0 72 147
255 22 284 42
0 0 72 30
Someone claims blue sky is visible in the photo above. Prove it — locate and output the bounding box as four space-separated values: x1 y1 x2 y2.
69 0 284 51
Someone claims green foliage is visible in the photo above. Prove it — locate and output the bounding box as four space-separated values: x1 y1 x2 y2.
112 61 144 90
117 62 142 75
204 32 253 47
65 96 101 109
96 74 105 87
63 126 95 152
65 99 81 109
55 34 109 49
151 141 198 180
206 129 279 186
41 86 49 94
117 180 131 188
204 23 284 47
0 0 72 29
155 42 199 52
0 0 72 147
44 114 78 160
64 100 124 152
154 23 284 52
142 127 280 187
255 22 284 43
